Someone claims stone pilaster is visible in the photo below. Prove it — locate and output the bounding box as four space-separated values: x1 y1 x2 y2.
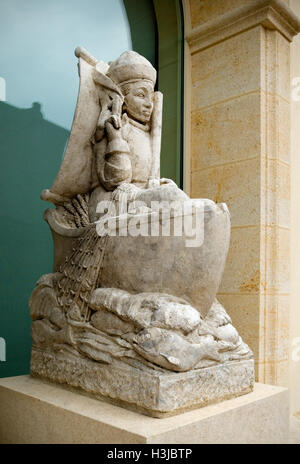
183 0 300 385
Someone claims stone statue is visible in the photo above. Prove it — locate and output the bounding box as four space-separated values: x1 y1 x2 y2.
29 47 254 417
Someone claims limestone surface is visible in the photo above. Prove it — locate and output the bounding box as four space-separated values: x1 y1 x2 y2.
30 47 254 417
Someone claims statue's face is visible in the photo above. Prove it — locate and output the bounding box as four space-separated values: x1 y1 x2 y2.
123 80 154 124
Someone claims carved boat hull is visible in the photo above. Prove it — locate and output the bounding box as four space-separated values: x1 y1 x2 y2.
45 199 230 317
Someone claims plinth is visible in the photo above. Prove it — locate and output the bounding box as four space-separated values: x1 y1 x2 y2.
30 347 254 417
0 376 289 444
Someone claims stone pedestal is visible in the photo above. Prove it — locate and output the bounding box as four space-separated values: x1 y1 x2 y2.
0 376 289 444
30 348 254 417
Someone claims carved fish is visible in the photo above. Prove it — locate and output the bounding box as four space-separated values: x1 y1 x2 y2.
132 327 221 372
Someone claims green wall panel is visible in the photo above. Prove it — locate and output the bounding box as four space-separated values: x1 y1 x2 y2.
154 0 184 187
124 0 184 187
123 0 157 68
0 102 68 377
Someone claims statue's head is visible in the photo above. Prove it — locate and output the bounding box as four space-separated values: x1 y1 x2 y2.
107 51 156 123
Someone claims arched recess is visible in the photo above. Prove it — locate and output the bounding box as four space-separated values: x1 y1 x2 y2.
123 0 184 188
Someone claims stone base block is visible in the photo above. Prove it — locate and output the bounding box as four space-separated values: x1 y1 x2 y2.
0 376 289 444
30 348 254 417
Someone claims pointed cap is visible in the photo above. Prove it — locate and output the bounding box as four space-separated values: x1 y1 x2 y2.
107 51 156 85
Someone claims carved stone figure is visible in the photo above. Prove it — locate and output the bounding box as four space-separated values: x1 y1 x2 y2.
29 47 254 417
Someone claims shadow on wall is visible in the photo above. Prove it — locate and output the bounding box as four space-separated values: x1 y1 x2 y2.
0 101 69 377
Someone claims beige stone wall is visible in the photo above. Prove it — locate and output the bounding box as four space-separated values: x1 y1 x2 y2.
184 0 300 388
289 0 300 417
189 0 254 28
